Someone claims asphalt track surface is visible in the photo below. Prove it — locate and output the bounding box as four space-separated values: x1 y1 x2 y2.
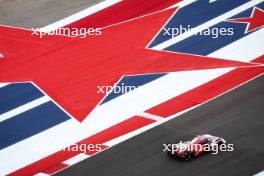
55 74 264 176
0 0 102 28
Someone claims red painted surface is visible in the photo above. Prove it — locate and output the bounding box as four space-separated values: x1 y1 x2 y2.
42 163 68 175
228 7 264 33
146 55 264 117
0 8 253 122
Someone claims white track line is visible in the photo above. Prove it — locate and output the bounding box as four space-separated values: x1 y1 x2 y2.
40 0 121 32
254 170 264 176
169 0 197 9
138 112 164 121
209 0 218 3
0 83 10 88
33 173 50 176
0 96 50 123
152 0 263 50
0 52 4 59
62 153 90 166
208 28 264 61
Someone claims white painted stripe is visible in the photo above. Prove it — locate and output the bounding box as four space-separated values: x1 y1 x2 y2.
103 130 137 147
138 112 164 121
62 153 90 166
34 173 50 176
209 0 218 3
0 96 50 123
1 8 264 176
208 28 264 62
169 0 197 9
254 171 264 176
40 0 121 32
152 0 263 50
0 83 10 88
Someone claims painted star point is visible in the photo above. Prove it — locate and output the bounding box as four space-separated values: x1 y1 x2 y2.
228 7 264 33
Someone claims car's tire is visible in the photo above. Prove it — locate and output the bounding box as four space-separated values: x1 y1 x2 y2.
184 151 194 161
217 140 224 146
210 139 225 151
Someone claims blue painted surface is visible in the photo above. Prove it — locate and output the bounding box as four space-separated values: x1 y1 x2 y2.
0 101 71 149
164 3 264 55
0 83 44 114
149 0 251 47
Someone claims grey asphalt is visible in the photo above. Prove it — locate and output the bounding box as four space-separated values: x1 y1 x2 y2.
0 0 102 28
55 74 264 176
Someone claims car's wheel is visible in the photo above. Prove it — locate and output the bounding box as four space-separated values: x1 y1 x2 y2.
184 151 193 161
217 140 224 146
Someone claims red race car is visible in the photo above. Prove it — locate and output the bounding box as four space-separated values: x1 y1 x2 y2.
166 134 226 160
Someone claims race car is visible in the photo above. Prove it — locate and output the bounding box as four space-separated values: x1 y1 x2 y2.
166 134 226 160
